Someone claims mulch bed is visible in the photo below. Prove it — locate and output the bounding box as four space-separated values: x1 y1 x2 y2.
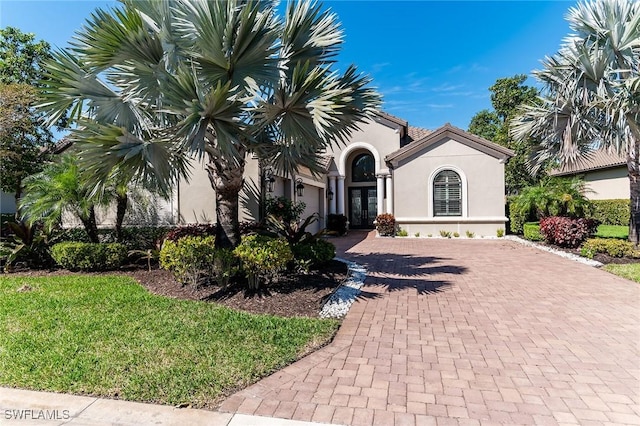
126 260 348 318
4 261 349 318
532 240 640 265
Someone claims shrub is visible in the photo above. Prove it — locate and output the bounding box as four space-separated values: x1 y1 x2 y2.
523 222 543 241
1 221 55 271
509 178 593 233
589 199 630 226
496 228 505 238
508 200 527 234
159 236 217 286
453 232 460 238
239 221 263 236
265 196 305 222
292 239 336 270
539 216 599 248
233 235 293 289
580 238 636 259
375 214 395 236
396 228 408 237
327 214 348 235
414 232 420 237
164 224 216 242
465 230 475 238
439 230 451 238
51 242 127 271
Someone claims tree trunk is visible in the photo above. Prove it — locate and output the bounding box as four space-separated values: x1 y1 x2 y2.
627 118 640 245
115 192 128 242
80 206 100 243
206 150 246 249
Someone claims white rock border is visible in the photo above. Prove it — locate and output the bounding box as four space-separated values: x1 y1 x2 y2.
505 235 603 267
319 257 366 319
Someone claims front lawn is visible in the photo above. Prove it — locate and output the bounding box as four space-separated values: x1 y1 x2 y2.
594 224 628 239
603 264 640 283
0 275 339 408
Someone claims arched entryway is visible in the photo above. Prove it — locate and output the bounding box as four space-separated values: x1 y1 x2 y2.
347 151 377 228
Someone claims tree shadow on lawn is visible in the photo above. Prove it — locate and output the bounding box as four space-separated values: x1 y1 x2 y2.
346 251 467 296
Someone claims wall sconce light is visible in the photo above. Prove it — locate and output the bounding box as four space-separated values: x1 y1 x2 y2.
327 188 334 201
263 166 275 193
295 178 305 197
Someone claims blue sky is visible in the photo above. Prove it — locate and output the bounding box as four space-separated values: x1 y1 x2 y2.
1 0 574 132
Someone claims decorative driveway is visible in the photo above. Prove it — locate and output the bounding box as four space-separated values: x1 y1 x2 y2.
220 232 640 425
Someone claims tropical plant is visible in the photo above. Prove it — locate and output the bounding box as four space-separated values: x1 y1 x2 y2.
0 221 55 271
19 154 103 242
511 0 640 243
509 177 593 233
375 213 395 236
38 0 381 249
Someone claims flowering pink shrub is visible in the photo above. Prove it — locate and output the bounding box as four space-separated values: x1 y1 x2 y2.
539 216 599 248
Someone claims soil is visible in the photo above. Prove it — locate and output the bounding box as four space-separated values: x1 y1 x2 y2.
126 260 348 318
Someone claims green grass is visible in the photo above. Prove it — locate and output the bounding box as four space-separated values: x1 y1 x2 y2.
0 275 339 408
595 224 628 240
603 264 640 283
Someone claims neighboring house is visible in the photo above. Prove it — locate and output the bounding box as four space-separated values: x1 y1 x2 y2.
180 112 515 236
0 190 16 215
549 150 628 200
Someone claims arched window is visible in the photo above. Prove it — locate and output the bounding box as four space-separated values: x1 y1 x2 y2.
351 153 375 182
433 170 462 216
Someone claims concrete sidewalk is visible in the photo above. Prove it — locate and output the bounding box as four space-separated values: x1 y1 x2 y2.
0 387 339 426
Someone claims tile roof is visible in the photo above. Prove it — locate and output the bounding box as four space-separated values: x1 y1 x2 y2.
549 150 626 176
386 123 514 165
406 126 431 143
375 111 408 127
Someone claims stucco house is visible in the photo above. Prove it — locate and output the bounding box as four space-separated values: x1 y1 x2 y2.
43 112 514 236
177 112 514 236
549 150 628 200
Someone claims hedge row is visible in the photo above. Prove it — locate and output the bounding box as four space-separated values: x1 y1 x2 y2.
50 242 128 271
588 199 629 226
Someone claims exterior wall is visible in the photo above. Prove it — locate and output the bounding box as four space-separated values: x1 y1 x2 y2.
178 157 217 223
583 167 628 200
392 137 507 235
326 118 401 176
0 191 16 214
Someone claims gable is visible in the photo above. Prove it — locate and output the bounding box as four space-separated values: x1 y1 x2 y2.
385 123 513 167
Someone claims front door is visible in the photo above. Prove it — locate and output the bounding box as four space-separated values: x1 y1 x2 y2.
349 187 377 229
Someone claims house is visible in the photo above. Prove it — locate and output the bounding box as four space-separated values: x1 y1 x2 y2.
179 112 515 236
549 150 628 200
47 112 513 235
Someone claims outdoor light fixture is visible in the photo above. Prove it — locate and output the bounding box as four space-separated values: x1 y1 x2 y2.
263 166 275 193
295 178 305 197
327 188 334 201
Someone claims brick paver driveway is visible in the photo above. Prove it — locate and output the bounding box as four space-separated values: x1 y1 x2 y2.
220 232 640 425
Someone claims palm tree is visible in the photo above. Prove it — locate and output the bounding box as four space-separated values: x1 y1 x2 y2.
511 0 639 242
20 154 102 242
38 0 381 248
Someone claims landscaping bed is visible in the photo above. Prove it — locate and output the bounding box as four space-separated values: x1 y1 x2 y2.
128 259 348 318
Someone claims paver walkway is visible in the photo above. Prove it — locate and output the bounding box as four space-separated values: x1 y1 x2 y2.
220 232 640 425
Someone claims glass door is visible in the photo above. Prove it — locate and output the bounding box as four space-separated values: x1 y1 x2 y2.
349 187 377 229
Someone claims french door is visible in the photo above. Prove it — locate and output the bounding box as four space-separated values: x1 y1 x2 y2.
349 187 377 229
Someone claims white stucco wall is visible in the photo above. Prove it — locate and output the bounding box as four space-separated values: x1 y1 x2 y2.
392 137 507 236
583 167 628 200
